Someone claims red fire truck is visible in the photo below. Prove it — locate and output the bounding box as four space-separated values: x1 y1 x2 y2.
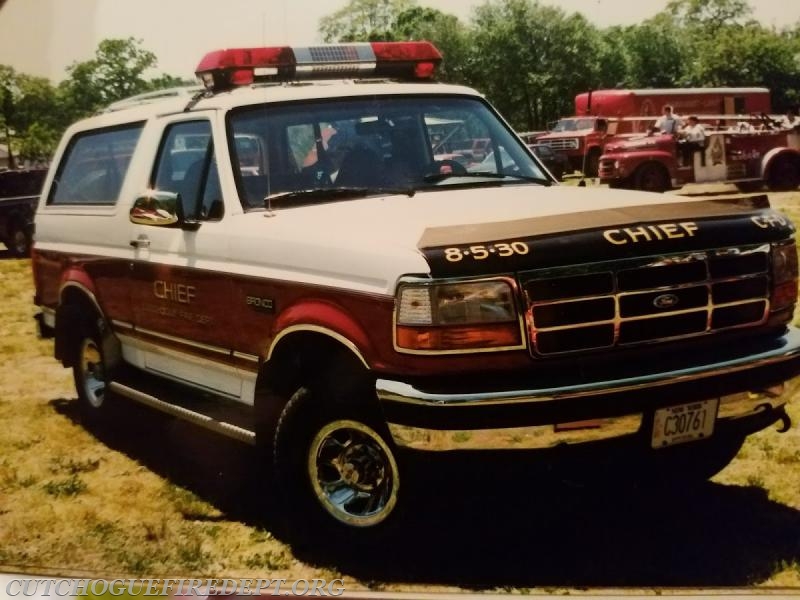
536 87 771 177
598 115 800 193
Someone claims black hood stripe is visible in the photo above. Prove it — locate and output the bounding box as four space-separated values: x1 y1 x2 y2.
417 195 794 278
418 195 770 248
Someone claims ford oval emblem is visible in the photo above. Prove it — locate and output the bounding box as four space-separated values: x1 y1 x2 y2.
653 293 680 309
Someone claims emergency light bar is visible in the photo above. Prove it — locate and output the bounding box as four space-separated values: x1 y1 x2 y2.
195 41 442 92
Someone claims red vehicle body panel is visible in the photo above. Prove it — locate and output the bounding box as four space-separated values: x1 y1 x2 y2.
599 129 800 192
575 88 771 123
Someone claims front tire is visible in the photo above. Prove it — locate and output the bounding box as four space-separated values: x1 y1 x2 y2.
271 361 401 546
634 163 669 193
767 156 800 191
307 416 399 528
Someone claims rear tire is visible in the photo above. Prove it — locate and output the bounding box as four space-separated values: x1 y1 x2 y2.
767 156 800 191
72 318 110 424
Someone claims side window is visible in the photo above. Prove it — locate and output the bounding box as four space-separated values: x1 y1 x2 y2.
49 124 143 205
151 121 223 221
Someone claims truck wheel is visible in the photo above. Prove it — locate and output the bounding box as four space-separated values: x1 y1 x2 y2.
584 148 601 178
634 163 669 193
767 157 799 191
73 318 110 424
7 221 31 257
271 359 401 547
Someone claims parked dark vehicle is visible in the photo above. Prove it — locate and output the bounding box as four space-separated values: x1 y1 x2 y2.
0 169 47 256
529 143 569 181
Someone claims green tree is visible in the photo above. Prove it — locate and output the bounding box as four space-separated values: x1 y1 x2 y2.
320 0 414 42
618 16 689 88
684 23 800 109
59 37 158 119
653 0 800 109
666 0 753 32
147 73 196 91
595 27 632 90
0 65 64 165
393 6 470 82
18 122 60 162
468 0 602 130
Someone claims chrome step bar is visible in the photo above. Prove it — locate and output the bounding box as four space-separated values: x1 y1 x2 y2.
108 381 256 445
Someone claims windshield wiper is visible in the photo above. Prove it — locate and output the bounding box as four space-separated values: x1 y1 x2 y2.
423 171 553 186
264 186 415 208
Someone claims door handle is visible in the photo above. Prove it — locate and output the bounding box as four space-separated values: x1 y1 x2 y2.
130 235 151 249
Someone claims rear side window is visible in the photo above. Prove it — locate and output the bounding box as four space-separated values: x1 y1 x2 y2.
49 123 143 205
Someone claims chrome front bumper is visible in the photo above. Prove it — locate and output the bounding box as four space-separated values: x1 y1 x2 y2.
376 329 800 451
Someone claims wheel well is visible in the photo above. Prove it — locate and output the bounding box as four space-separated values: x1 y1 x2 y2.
54 287 102 367
254 331 374 440
767 152 800 175
634 161 670 189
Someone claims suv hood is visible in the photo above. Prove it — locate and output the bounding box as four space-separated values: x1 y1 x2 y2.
231 185 790 294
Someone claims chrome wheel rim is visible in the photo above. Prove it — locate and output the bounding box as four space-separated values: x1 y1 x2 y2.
308 419 399 527
80 338 105 408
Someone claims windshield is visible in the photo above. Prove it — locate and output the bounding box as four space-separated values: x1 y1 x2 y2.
551 118 596 133
227 96 548 209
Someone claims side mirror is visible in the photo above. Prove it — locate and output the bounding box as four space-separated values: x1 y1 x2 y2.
130 191 180 227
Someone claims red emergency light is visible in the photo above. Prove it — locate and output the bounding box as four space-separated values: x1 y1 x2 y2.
195 41 442 92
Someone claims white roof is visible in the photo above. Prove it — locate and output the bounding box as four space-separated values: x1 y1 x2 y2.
70 81 483 134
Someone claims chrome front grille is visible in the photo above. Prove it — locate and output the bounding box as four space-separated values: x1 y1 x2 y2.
522 245 771 356
539 138 579 151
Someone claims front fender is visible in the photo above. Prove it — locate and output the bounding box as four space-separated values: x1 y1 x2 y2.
59 268 99 306
601 150 676 180
269 299 373 368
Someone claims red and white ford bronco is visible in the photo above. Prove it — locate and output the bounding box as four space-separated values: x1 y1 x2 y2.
32 42 800 541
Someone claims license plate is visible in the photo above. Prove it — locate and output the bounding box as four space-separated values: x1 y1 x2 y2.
651 398 718 449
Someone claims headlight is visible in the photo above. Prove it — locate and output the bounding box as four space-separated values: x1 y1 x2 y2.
395 279 522 352
770 240 798 311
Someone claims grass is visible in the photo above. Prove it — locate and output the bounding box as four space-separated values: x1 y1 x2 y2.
1 187 800 589
0 255 306 581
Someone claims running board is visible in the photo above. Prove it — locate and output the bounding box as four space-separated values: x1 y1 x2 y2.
108 381 257 446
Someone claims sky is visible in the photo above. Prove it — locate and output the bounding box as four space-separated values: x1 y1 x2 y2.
1 0 800 83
